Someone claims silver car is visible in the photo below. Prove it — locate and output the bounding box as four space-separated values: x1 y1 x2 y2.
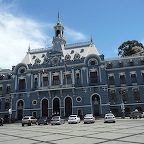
68 115 80 124
104 113 116 123
51 116 65 125
22 116 37 126
84 114 95 124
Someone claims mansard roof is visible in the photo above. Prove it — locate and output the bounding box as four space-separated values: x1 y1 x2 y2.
21 41 99 65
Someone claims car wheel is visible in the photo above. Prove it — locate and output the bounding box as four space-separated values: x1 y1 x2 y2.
28 123 31 126
22 124 24 126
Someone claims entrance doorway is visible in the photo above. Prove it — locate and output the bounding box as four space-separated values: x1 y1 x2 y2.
17 100 24 120
53 98 60 115
42 99 48 117
65 97 72 117
91 94 100 117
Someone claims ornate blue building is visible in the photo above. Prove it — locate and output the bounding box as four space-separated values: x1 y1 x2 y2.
0 15 144 120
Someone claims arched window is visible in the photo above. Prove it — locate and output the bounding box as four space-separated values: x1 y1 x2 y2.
133 91 140 101
110 92 117 102
5 101 10 109
56 30 60 37
122 93 128 102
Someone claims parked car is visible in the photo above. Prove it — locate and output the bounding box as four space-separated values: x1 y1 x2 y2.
3 115 9 123
104 113 116 123
0 117 4 126
21 116 37 126
51 116 65 125
141 112 144 118
68 115 80 124
129 111 142 119
37 117 48 125
84 114 95 124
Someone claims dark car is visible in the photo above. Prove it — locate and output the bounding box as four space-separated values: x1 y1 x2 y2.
37 117 48 125
0 117 4 126
129 111 142 119
3 115 9 123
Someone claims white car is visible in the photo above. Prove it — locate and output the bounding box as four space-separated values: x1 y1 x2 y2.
21 116 37 126
51 116 65 125
104 113 116 123
84 114 95 124
68 115 80 124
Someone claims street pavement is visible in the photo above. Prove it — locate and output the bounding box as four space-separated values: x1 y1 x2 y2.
0 118 144 144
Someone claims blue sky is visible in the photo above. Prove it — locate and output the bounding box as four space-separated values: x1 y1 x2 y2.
0 0 144 69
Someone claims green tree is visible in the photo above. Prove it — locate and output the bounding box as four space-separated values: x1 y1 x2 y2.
118 40 144 57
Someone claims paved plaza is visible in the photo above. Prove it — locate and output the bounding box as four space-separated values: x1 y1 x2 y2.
0 118 144 144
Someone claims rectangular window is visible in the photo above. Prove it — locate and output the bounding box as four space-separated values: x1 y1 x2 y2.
141 72 144 82
131 74 137 83
76 73 81 85
120 75 126 84
19 79 26 91
109 76 115 85
52 75 60 85
0 87 2 96
90 71 98 84
6 86 10 94
34 77 38 89
64 74 72 85
122 93 128 101
43 77 48 86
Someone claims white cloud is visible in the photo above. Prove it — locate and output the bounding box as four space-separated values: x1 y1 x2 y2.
0 12 50 69
65 27 87 43
0 0 87 69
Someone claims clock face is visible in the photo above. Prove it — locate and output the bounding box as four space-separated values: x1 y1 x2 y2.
51 57 59 65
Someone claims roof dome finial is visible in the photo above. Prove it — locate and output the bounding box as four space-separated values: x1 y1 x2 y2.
58 10 60 21
90 35 93 43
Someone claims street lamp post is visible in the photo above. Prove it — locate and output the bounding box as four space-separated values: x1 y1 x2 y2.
121 102 125 119
120 89 126 119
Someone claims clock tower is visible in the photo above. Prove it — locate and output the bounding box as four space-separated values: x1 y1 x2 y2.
52 12 66 52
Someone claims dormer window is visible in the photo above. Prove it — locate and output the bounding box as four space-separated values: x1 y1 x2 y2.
65 54 71 60
70 50 74 54
32 55 36 59
119 61 123 67
88 58 98 66
74 53 80 59
35 58 41 64
80 49 84 53
42 54 45 58
141 58 144 65
43 57 49 64
130 59 134 66
107 62 112 69
19 67 26 74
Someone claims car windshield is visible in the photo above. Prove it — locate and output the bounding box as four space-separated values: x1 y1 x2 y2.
52 116 60 119
106 114 114 117
85 114 93 117
23 117 29 119
69 115 77 117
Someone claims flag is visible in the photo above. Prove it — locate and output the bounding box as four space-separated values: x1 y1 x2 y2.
42 68 45 74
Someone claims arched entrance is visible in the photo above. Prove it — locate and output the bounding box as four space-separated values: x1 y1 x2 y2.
17 100 24 120
91 94 100 117
53 98 60 115
42 99 48 117
65 97 72 117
